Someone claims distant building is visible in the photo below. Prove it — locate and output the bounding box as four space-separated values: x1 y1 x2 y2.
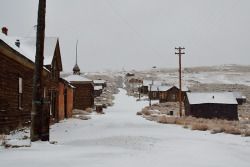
64 75 94 110
139 80 161 94
184 92 238 120
159 86 189 103
94 86 103 97
93 80 107 88
233 92 246 105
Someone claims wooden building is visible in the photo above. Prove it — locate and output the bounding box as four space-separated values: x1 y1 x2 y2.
58 78 74 121
184 92 238 120
0 28 51 133
64 75 94 110
159 86 188 103
233 92 246 105
0 27 69 133
126 73 135 77
148 85 172 100
139 80 161 94
93 80 107 88
94 86 103 97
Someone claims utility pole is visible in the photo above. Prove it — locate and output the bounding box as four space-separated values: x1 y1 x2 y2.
138 83 141 100
175 47 185 117
149 84 152 106
31 0 47 142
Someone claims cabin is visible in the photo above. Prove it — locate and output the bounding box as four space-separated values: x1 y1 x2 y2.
58 78 74 121
94 86 103 97
0 28 51 134
184 92 238 120
64 75 94 110
148 85 172 100
93 80 107 88
126 73 135 77
159 86 189 103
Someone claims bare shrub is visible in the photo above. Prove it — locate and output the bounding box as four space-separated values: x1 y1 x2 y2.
141 109 152 115
50 141 57 145
73 115 91 120
136 111 142 115
242 129 250 137
85 108 93 113
191 123 209 131
210 127 222 134
157 116 176 124
183 124 189 129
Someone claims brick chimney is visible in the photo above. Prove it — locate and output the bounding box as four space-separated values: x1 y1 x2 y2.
2 27 8 36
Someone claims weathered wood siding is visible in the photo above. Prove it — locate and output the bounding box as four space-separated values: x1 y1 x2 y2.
71 82 94 110
160 87 186 103
0 41 50 134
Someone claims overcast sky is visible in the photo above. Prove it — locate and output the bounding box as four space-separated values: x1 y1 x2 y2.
1 0 250 72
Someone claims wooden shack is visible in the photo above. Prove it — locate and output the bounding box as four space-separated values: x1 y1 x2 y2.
94 86 103 97
159 86 188 103
185 92 238 120
139 80 161 94
148 86 172 100
93 79 107 88
64 75 94 110
0 29 51 133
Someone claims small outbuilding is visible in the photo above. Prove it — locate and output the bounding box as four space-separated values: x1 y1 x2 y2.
185 92 238 120
159 86 188 103
64 75 94 110
94 86 103 97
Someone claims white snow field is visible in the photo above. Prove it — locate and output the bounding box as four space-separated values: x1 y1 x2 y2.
1 88 250 167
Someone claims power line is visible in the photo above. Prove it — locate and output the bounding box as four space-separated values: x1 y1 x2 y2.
105 0 166 60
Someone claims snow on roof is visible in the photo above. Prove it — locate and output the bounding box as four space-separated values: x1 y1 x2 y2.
0 34 58 65
233 92 243 99
148 85 172 91
94 86 103 90
64 75 92 82
187 92 238 105
143 80 161 86
93 80 106 84
175 85 189 92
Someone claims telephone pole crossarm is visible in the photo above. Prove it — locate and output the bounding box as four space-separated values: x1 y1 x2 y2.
175 47 185 117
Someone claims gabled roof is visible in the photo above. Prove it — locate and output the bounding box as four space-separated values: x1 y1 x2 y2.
148 85 172 91
64 75 92 82
143 80 161 86
1 35 62 70
0 33 51 72
94 86 103 90
186 92 238 105
93 80 106 84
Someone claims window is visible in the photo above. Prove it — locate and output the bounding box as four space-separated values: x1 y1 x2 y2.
44 87 47 98
172 94 176 100
19 77 23 109
153 92 157 97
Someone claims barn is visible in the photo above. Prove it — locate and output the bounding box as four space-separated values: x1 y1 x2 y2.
184 92 238 120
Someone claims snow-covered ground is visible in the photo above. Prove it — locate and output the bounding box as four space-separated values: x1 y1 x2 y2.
1 89 250 167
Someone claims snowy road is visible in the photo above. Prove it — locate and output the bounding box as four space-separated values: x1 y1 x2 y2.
1 88 250 167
